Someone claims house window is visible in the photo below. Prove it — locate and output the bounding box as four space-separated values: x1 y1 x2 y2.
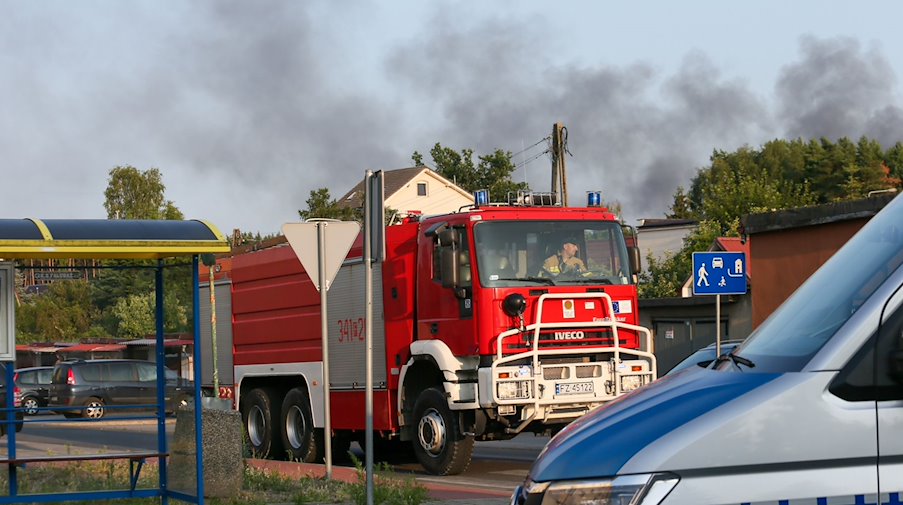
417 182 428 196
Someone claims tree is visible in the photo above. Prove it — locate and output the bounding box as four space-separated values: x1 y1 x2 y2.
14 166 193 342
99 165 191 336
104 166 184 220
667 187 693 219
413 143 529 201
15 280 105 343
886 142 903 183
639 220 740 298
679 146 817 232
298 188 359 221
648 136 903 299
112 290 188 338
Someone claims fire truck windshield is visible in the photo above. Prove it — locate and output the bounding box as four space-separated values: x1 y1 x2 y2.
473 220 632 287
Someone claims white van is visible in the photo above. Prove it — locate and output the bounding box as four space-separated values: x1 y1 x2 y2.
512 194 903 505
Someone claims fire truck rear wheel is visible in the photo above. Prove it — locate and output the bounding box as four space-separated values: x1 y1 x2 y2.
411 387 474 475
241 387 283 459
281 387 323 463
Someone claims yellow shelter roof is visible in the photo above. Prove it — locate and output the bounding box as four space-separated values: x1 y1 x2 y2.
0 218 230 259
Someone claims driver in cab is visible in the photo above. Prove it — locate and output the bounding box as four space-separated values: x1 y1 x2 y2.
543 237 586 275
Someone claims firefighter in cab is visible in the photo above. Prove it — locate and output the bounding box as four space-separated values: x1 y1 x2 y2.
542 236 586 275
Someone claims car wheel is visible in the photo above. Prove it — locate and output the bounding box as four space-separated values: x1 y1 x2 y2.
411 387 474 475
280 387 323 463
22 396 40 416
241 388 283 459
82 397 105 420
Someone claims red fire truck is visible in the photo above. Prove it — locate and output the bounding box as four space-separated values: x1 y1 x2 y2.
202 194 655 475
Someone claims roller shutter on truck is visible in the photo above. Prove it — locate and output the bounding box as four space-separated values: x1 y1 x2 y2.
327 263 388 388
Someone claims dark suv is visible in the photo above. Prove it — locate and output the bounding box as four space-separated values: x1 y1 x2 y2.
15 366 53 415
49 359 192 419
0 363 24 435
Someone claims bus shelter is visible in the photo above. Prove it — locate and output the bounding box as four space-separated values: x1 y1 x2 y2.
0 218 230 504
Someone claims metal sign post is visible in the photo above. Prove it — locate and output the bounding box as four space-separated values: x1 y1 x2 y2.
283 220 360 479
362 170 384 505
692 252 747 357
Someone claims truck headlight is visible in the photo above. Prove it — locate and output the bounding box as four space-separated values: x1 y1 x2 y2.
620 375 644 392
497 380 532 400
516 473 678 505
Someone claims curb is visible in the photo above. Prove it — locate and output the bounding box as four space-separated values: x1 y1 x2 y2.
245 459 512 503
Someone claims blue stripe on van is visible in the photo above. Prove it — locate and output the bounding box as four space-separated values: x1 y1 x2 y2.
529 371 779 481
740 493 901 504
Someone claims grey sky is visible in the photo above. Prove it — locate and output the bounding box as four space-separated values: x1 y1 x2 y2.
2 1 902 235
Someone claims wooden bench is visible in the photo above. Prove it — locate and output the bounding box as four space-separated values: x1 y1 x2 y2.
0 452 169 491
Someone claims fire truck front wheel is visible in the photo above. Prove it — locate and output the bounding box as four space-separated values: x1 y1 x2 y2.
412 387 474 476
281 387 323 463
241 387 284 459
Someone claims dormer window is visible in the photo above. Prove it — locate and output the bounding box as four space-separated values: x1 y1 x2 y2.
417 182 428 196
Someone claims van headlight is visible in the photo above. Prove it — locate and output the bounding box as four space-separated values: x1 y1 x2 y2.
516 473 678 505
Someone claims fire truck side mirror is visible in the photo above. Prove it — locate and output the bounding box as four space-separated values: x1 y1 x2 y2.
437 228 459 247
440 247 459 288
628 245 642 276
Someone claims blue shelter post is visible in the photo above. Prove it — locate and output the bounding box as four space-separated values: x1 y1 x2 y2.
192 255 206 503
5 362 16 497
155 260 170 504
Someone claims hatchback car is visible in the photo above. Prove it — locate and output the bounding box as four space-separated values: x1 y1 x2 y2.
15 366 54 415
49 359 192 419
664 339 744 376
0 363 24 435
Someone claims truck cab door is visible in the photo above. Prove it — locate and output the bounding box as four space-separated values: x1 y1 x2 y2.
416 227 476 356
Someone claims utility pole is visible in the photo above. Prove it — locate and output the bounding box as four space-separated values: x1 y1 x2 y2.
550 122 568 206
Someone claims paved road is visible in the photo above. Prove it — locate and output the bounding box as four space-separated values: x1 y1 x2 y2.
2 414 546 495
0 414 171 457
382 435 548 493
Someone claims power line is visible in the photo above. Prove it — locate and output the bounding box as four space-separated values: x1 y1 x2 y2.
514 148 551 170
510 136 551 159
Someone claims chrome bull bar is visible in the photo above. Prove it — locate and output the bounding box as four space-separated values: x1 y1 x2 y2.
490 292 656 432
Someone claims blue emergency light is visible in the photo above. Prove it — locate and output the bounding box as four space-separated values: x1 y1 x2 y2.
587 191 602 207
474 189 489 206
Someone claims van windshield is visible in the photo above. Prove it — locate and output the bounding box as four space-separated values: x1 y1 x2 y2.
736 196 903 373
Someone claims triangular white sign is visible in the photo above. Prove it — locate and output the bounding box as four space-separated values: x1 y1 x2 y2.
282 221 360 291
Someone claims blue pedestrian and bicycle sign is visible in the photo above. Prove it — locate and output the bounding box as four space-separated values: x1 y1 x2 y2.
692 252 747 295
